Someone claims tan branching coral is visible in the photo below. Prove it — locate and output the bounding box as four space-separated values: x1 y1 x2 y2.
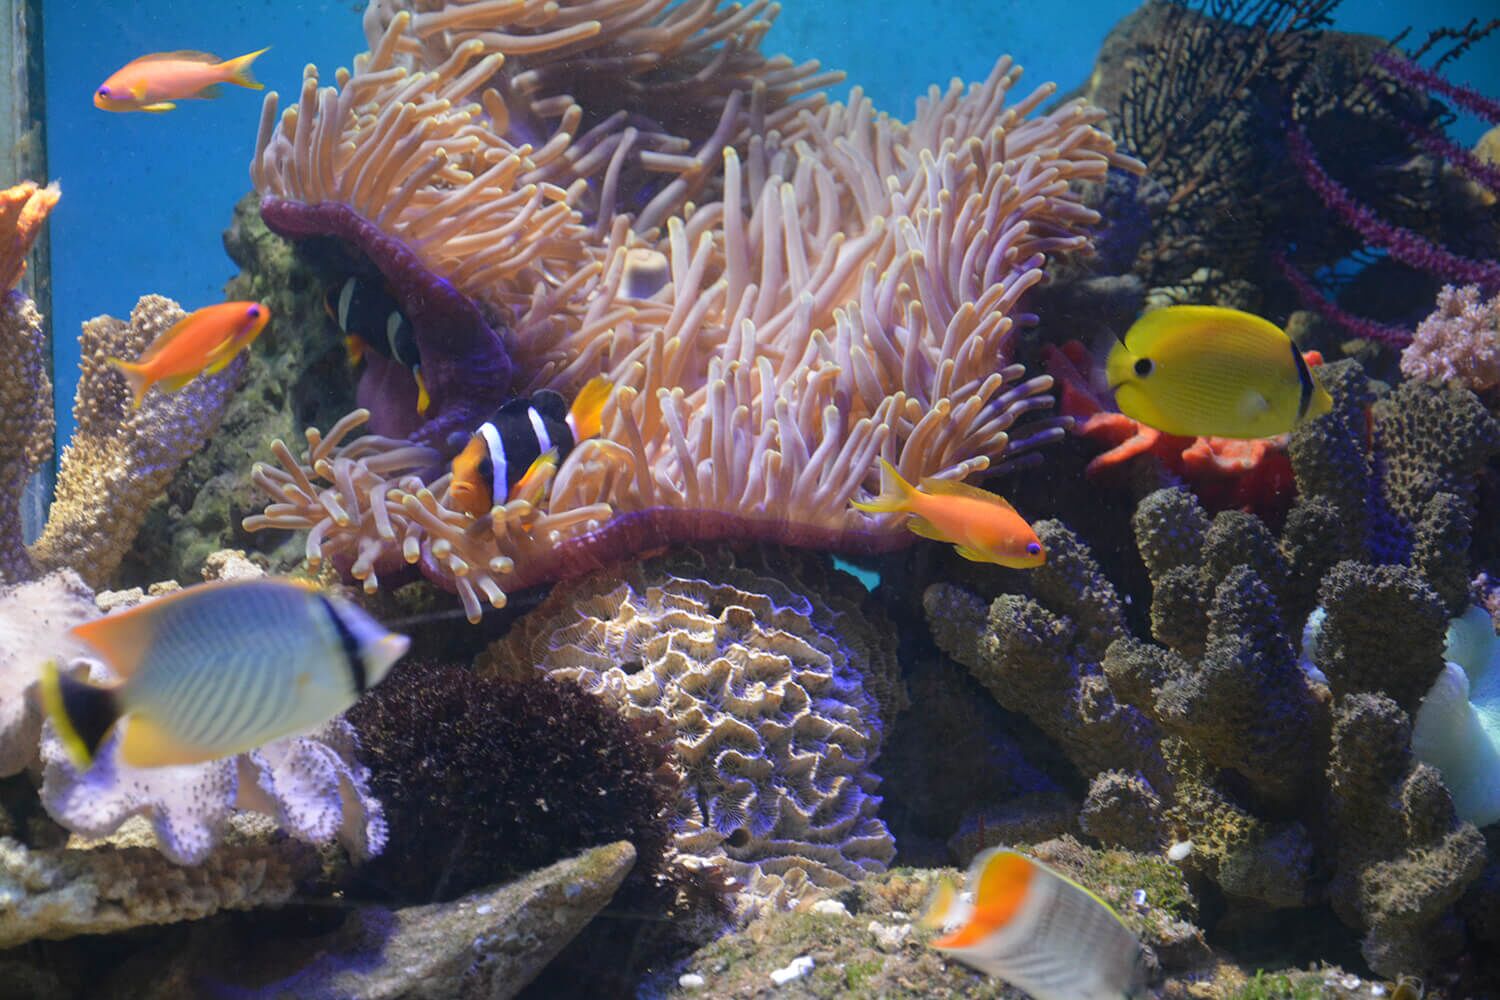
0 181 59 293
21 297 248 589
479 548 902 909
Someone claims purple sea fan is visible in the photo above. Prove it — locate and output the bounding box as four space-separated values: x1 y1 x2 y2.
1401 284 1500 392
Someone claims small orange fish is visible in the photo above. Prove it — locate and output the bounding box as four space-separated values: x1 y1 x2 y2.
110 301 270 407
94 48 269 113
852 459 1045 568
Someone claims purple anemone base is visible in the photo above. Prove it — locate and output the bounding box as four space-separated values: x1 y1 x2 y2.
260 197 513 450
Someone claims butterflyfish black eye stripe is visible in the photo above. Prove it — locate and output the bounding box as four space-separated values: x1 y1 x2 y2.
319 594 367 694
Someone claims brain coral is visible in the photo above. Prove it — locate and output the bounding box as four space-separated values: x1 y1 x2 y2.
480 547 904 908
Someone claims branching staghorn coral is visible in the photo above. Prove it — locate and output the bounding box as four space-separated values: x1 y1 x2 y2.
247 5 1136 619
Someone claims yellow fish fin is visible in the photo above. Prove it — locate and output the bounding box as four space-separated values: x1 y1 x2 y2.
344 335 365 367
414 367 431 415
566 375 613 442
158 372 198 394
952 545 991 563
905 515 948 542
220 47 270 91
201 336 245 375
38 660 123 769
918 475 1014 510
918 875 961 930
508 448 558 503
130 51 223 65
139 102 177 113
119 714 207 768
851 458 917 514
109 357 152 409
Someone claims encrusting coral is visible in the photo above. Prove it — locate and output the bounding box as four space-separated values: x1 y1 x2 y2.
481 547 904 910
0 572 96 778
924 354 1500 977
244 2 1139 622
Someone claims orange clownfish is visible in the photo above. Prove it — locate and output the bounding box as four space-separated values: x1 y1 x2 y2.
94 48 269 113
852 459 1045 568
448 376 613 518
109 301 270 407
920 848 1149 999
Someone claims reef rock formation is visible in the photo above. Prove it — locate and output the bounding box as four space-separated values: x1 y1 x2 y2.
101 841 637 1000
925 357 1500 976
482 547 903 909
0 571 96 777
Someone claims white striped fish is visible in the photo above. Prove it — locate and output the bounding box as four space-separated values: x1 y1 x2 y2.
923 849 1149 1000
40 578 409 768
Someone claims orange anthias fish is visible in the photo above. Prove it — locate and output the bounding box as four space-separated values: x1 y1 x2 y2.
110 301 270 407
852 459 1045 568
94 48 269 113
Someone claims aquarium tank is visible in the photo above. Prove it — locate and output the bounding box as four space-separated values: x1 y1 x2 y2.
4 0 1500 997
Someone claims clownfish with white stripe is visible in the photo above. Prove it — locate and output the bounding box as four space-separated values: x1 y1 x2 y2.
448 376 614 518
39 578 409 769
921 848 1149 1000
325 276 430 415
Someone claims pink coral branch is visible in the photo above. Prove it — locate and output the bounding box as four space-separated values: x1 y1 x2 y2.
1286 125 1500 292
1272 251 1413 347
1372 49 1500 126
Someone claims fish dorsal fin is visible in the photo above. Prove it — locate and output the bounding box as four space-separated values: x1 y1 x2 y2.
531 389 568 420
918 475 1014 510
137 312 197 365
932 849 1035 949
128 50 222 66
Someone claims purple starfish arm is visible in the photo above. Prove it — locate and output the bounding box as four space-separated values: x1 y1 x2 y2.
260 198 513 450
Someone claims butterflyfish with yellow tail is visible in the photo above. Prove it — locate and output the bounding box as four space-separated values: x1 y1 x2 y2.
921 848 1150 1000
94 48 269 113
851 459 1045 568
39 578 409 769
1105 305 1332 439
324 276 430 415
109 300 270 408
448 376 614 518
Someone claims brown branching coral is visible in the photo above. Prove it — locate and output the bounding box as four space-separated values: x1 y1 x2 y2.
247 5 1138 618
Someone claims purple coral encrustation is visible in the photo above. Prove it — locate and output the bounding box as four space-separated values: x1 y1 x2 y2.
259 198 512 449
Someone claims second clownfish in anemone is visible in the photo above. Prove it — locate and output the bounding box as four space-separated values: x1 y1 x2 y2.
109 301 270 408
852 459 1045 569
448 377 613 518
325 276 429 415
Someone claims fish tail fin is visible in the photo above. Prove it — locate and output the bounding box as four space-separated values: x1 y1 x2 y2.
413 366 431 415
566 375 613 441
851 458 916 514
109 357 151 408
38 660 121 770
223 47 270 90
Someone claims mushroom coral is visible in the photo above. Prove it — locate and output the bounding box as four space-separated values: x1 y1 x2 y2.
245 3 1139 620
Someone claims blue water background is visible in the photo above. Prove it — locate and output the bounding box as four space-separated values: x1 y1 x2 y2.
42 1 1500 449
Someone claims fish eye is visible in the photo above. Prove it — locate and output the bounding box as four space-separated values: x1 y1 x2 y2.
247 305 262 319
1026 542 1042 556
1133 358 1154 377
96 87 109 97
477 456 493 478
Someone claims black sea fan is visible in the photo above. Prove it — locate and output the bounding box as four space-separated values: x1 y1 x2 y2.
346 659 679 903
